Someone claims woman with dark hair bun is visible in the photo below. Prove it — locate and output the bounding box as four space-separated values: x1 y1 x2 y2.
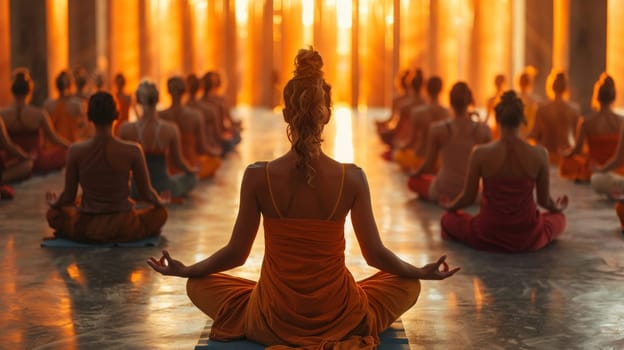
0 68 69 174
147 48 459 349
440 91 567 252
46 91 168 243
408 81 491 203
560 74 623 182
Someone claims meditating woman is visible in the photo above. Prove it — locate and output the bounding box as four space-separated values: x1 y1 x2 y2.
440 91 567 252
160 76 221 179
408 82 491 203
0 69 69 174
118 80 198 199
0 117 33 199
376 69 411 146
44 71 84 143
147 48 459 349
560 74 622 182
112 73 132 135
529 72 581 164
46 92 167 243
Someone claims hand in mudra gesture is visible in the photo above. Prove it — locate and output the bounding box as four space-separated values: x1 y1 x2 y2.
419 255 460 280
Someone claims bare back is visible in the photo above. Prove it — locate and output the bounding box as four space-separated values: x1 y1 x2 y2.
582 110 622 136
478 139 545 180
118 117 178 153
412 104 451 155
249 152 360 221
533 100 580 153
159 106 202 134
0 104 46 131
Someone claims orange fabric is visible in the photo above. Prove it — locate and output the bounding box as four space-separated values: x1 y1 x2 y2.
46 206 167 243
186 218 421 349
393 149 423 172
168 131 221 179
51 100 80 142
616 202 624 229
559 134 623 181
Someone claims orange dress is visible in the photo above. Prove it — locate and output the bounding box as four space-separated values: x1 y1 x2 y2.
559 133 624 181
186 162 421 349
167 131 221 179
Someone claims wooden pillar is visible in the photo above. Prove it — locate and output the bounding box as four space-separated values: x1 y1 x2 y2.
0 0 11 105
524 0 553 99
69 0 97 73
10 0 50 106
568 0 606 114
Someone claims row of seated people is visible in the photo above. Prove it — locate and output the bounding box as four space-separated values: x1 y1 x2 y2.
383 68 624 240
0 68 242 201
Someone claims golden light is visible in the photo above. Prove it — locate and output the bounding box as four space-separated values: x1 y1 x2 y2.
552 0 569 71
331 106 354 163
130 270 146 284
607 0 624 108
472 277 484 314
46 0 68 98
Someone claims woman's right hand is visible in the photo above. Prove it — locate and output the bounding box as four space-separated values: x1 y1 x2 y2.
147 250 189 277
418 255 460 280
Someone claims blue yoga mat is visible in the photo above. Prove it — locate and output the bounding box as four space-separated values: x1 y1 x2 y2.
194 319 410 350
40 235 161 248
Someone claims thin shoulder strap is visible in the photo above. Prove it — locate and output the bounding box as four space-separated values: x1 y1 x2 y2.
135 122 144 144
265 161 284 218
326 164 346 220
153 120 164 150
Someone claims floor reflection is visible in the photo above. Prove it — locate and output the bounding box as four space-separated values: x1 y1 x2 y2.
0 107 623 349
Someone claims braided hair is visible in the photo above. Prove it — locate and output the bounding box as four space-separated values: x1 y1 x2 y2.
282 48 332 185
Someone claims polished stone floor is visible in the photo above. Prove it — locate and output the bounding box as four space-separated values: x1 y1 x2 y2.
1 107 624 350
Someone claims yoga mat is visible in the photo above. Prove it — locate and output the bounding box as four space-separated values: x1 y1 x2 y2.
194 319 410 350
40 235 161 248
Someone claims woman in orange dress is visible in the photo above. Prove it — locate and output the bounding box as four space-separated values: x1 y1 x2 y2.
0 69 69 174
440 91 567 252
560 74 623 181
46 92 167 243
147 48 459 349
160 76 221 179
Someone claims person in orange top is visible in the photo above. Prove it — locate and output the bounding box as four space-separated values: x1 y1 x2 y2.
44 71 84 143
147 48 459 349
517 67 541 139
46 92 167 243
529 72 581 164
560 74 622 182
160 76 221 179
112 73 132 136
394 76 450 173
1 69 69 174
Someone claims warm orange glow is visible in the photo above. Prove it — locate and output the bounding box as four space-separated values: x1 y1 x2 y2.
109 0 140 94
530 287 536 304
0 0 10 105
607 1 624 108
66 263 82 281
130 270 145 284
447 291 458 311
302 0 314 44
46 0 69 98
552 0 570 71
331 106 354 163
472 277 484 313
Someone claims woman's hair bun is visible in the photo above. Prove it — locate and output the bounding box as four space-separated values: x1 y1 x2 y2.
293 48 324 81
11 68 32 96
495 90 525 128
136 80 159 106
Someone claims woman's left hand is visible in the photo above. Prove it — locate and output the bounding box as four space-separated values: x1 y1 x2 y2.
418 255 460 280
438 195 454 211
147 250 189 277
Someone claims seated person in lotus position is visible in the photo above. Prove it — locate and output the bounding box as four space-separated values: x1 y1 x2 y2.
112 73 132 136
118 80 198 199
0 68 69 174
147 48 459 349
408 82 491 203
394 76 450 173
560 74 623 182
517 67 541 139
46 92 167 243
529 72 581 164
160 76 221 179
0 117 33 199
376 69 412 146
44 71 85 143
440 91 567 252
186 74 224 156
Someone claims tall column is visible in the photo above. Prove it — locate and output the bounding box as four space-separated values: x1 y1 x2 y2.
46 0 69 100
69 0 96 73
524 0 553 99
0 0 10 105
107 0 140 92
568 0 606 114
607 0 624 109
10 0 50 106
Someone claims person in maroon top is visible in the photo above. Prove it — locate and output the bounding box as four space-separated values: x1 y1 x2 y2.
46 92 168 243
0 68 69 174
0 117 33 199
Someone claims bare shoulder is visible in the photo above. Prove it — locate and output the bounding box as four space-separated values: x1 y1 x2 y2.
117 121 136 136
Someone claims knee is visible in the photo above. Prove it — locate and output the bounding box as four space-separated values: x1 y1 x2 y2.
590 172 610 193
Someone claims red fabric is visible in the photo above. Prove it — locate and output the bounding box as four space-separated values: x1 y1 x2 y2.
440 177 565 252
380 149 393 161
8 128 66 173
0 185 14 200
407 174 433 200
